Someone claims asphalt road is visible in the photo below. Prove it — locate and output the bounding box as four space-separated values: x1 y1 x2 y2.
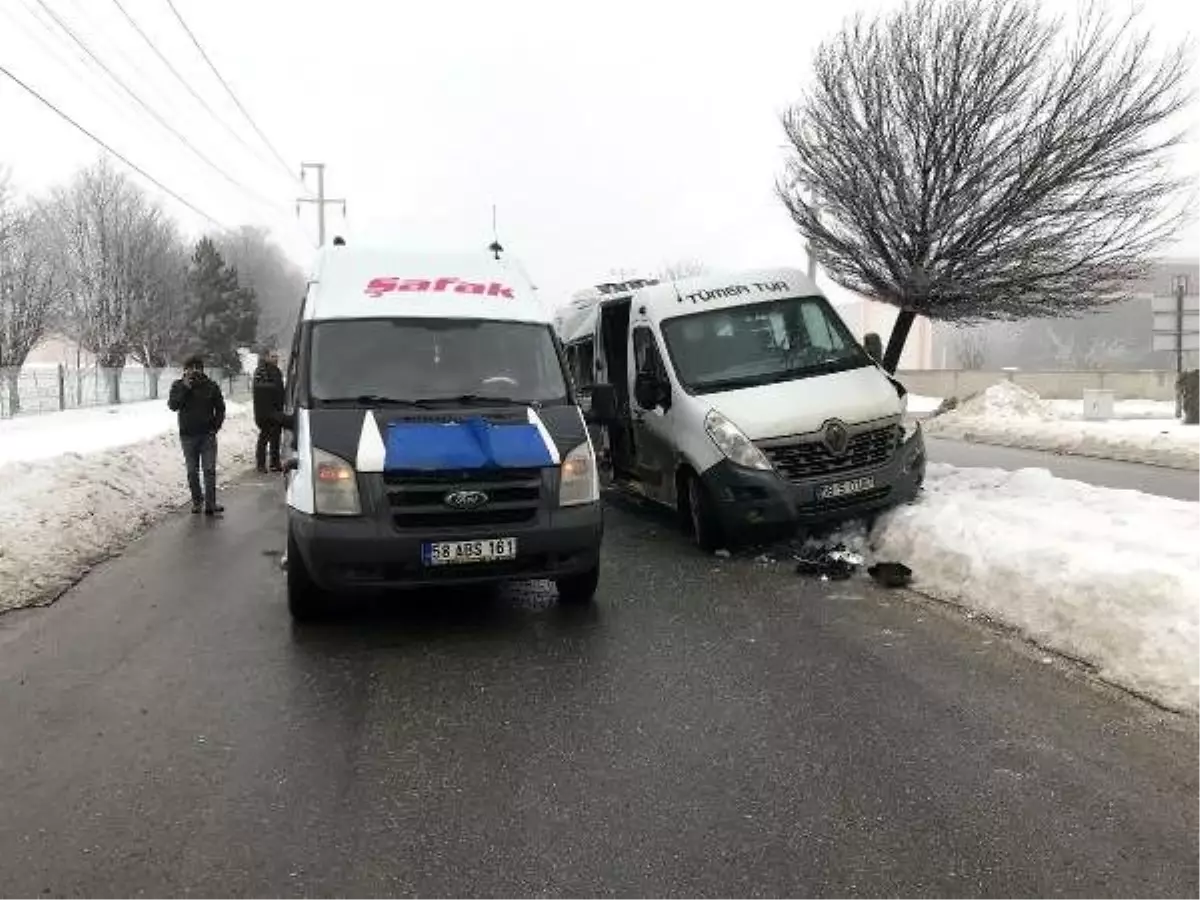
0 477 1195 897
925 436 1199 501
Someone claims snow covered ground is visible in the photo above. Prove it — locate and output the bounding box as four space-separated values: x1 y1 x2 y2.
0 403 255 612
923 382 1199 469
0 399 185 466
867 464 1199 712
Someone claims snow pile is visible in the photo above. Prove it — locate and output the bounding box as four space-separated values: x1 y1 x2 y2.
927 383 1199 469
953 381 1053 420
0 407 255 612
874 464 1200 710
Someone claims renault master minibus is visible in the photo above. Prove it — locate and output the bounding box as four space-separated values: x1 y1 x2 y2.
586 268 924 550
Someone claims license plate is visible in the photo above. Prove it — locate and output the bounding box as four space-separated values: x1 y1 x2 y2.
422 537 518 566
817 476 876 500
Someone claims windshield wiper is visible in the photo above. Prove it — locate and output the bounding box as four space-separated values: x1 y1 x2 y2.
413 394 541 409
316 395 438 408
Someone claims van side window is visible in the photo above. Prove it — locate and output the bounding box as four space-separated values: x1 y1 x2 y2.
632 327 667 381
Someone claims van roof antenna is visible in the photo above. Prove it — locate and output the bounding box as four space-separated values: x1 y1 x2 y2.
489 204 503 259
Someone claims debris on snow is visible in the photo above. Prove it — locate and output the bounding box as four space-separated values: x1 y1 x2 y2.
868 562 913 588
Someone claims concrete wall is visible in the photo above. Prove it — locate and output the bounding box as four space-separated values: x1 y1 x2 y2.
896 369 1181 401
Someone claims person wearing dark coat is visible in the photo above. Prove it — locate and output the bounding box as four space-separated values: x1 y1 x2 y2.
253 349 286 473
168 354 227 515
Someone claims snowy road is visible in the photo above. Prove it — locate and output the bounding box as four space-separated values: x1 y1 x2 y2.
0 478 1195 897
925 435 1199 501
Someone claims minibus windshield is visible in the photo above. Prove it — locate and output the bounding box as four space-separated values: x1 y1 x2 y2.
308 318 569 407
660 296 871 394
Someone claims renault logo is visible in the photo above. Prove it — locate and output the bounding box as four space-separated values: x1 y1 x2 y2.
444 489 489 510
822 419 850 456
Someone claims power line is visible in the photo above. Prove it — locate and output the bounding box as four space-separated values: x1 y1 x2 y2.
107 0 289 189
163 0 307 194
0 61 230 230
32 0 290 218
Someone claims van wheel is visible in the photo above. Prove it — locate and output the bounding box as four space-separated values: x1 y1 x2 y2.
287 529 327 622
685 473 725 554
556 564 599 605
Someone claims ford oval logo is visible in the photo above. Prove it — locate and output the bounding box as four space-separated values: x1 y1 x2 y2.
444 489 489 510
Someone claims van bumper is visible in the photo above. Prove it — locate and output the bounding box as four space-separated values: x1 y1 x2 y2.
289 504 603 593
700 428 926 536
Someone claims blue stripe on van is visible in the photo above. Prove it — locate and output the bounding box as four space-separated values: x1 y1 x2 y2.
383 418 555 471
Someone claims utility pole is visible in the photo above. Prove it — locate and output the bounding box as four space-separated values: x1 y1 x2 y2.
296 162 346 246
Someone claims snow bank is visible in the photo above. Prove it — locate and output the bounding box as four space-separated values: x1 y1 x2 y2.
926 383 1199 469
0 399 186 466
873 464 1200 711
0 410 256 612
954 381 1053 419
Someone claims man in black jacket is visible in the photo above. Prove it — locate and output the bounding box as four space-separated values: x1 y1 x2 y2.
252 349 286 473
168 355 227 516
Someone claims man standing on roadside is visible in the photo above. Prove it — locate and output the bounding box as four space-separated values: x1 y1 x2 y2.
252 348 286 473
168 354 226 516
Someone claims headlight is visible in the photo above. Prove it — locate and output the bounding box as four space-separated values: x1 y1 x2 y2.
899 418 921 443
312 447 362 515
559 440 599 506
704 409 772 470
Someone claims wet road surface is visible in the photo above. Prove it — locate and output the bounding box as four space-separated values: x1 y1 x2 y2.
0 477 1195 897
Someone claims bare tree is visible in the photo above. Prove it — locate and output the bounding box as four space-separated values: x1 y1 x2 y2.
46 159 160 404
657 259 710 281
952 328 988 370
214 226 305 349
1 175 59 414
126 214 189 399
779 0 1193 373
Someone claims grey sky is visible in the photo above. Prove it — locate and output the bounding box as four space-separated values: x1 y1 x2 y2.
1 0 1194 308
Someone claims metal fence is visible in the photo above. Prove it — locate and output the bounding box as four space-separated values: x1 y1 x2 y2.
0 366 252 418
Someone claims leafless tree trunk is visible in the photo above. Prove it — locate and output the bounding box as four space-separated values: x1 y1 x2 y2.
779 0 1193 373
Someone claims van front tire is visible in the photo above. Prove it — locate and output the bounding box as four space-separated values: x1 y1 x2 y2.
556 564 599 605
287 529 327 622
685 473 725 554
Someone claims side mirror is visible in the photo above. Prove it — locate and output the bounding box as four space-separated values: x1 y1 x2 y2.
590 383 618 423
863 332 883 363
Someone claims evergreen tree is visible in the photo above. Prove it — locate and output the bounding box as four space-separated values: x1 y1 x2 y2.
185 238 259 376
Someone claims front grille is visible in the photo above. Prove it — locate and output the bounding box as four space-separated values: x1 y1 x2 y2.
383 469 543 530
761 425 897 482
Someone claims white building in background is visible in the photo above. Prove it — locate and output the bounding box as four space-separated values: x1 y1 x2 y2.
831 296 935 370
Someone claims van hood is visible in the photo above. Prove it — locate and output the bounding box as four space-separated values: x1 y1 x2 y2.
700 364 902 440
306 403 587 471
